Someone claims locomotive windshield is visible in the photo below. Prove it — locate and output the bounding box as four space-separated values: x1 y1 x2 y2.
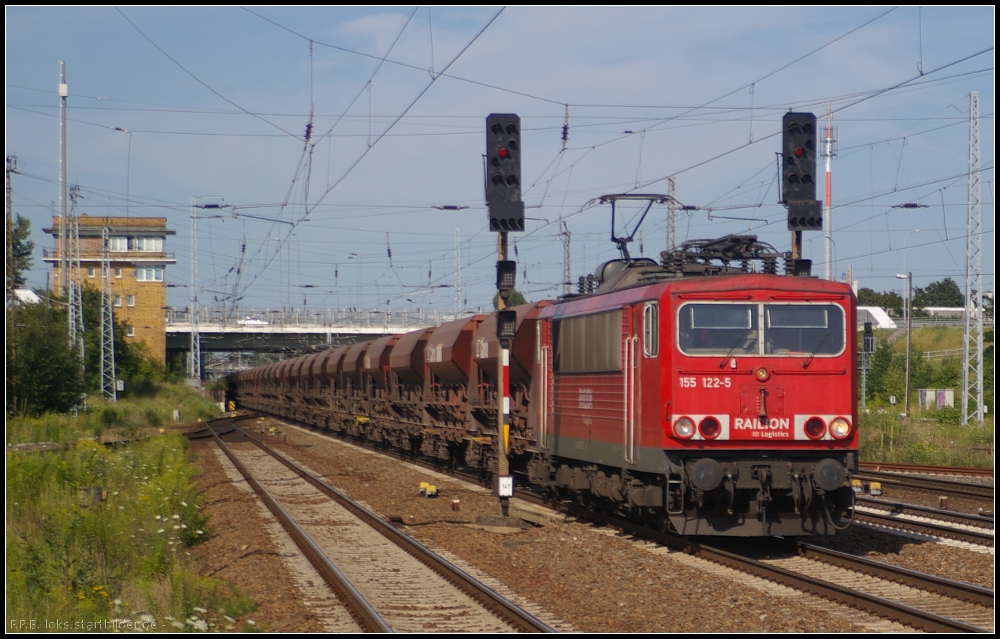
678 302 845 357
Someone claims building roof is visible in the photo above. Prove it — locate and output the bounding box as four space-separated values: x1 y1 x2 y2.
14 288 41 304
43 215 176 235
857 306 898 330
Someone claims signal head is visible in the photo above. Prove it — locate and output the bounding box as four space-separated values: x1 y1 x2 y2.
486 113 524 232
782 112 822 231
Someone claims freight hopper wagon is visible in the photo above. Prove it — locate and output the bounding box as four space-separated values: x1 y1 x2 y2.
233 235 858 537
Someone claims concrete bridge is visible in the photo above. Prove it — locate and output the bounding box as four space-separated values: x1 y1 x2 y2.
164 307 472 355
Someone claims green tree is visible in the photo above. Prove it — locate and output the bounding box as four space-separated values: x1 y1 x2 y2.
80 285 164 396
913 277 964 309
10 213 34 287
865 338 902 403
493 288 528 309
7 297 85 415
857 288 903 317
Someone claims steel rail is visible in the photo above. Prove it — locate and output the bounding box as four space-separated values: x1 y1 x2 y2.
857 496 994 527
688 540 990 633
206 419 392 633
854 471 993 500
551 502 990 633
798 542 995 607
859 462 994 478
228 415 989 633
234 423 556 634
854 508 994 547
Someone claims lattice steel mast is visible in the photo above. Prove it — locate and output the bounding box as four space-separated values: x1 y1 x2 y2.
100 227 117 401
560 220 571 296
67 186 86 410
961 91 983 424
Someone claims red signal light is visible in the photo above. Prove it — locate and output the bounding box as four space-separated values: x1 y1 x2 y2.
498 147 509 159
794 147 804 157
699 417 721 440
805 417 826 440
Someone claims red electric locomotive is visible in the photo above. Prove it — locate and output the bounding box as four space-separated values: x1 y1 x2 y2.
232 235 857 537
525 237 857 536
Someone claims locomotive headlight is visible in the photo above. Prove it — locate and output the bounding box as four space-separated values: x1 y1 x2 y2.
829 417 851 439
754 367 770 382
673 417 695 439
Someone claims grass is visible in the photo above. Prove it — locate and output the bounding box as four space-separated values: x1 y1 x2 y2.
5 384 253 631
6 382 222 446
858 410 994 467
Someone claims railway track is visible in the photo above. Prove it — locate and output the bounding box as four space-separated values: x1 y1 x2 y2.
573 508 994 633
201 418 554 633
859 462 994 478
854 470 993 501
222 415 993 632
854 497 994 548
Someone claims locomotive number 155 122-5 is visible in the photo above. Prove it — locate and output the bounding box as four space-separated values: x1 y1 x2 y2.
678 377 732 389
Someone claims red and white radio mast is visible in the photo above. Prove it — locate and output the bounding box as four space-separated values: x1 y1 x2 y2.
823 106 836 280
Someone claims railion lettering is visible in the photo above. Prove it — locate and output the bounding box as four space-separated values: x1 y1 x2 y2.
733 417 790 430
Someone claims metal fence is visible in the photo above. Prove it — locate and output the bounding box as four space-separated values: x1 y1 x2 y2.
164 307 488 330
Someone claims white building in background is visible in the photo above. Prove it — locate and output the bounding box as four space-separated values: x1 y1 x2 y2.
857 306 897 330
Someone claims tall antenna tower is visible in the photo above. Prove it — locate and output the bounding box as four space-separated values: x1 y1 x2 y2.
823 107 837 280
6 156 17 415
100 227 117 401
961 91 983 424
6 157 17 304
58 62 68 296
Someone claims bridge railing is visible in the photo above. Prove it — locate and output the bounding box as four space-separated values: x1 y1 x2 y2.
164 307 487 329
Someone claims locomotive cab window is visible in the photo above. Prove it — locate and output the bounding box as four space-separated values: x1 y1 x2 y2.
643 302 659 358
678 303 757 355
764 304 844 356
678 302 845 358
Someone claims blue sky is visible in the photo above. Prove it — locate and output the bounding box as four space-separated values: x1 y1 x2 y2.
6 6 994 315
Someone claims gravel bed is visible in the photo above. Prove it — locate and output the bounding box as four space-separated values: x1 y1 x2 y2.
196 418 990 633
185 419 994 632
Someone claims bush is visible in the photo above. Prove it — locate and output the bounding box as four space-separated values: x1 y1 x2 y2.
6 434 212 627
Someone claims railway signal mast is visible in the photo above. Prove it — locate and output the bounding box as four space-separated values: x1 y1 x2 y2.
485 114 524 516
781 112 823 266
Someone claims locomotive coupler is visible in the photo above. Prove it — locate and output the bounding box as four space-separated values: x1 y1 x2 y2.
790 471 812 513
721 473 735 515
755 469 772 521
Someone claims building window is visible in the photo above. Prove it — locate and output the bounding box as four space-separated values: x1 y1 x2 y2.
109 236 128 252
133 237 164 252
136 266 164 282
114 295 122 307
127 295 136 307
114 267 123 279
126 326 136 337
87 267 96 278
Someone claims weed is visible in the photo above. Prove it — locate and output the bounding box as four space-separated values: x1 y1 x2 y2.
4 385 252 630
